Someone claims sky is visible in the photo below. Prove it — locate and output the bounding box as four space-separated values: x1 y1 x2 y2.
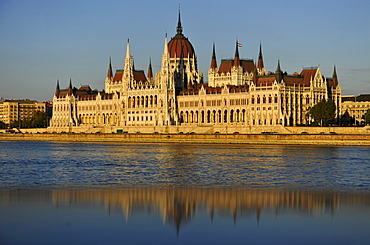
1 0 370 102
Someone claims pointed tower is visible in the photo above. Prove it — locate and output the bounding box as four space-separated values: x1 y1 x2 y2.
107 57 113 79
147 58 153 81
123 39 134 89
233 40 240 67
275 60 283 83
257 43 266 76
160 33 171 86
208 43 218 87
177 9 182 35
105 57 114 93
210 43 217 69
253 63 259 85
55 79 60 97
332 65 338 87
68 78 73 95
231 40 243 86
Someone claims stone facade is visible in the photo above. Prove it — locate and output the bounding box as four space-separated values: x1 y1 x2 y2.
341 94 370 125
49 12 341 132
0 99 46 125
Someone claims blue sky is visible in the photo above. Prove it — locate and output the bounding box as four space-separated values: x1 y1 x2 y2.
1 0 369 102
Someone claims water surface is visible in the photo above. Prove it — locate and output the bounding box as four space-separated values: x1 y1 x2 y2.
0 141 369 244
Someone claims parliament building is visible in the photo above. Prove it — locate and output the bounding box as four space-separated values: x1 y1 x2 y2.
49 12 341 133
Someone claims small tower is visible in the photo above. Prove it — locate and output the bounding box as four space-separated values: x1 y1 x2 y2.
147 58 153 81
275 60 283 83
105 57 114 93
233 40 240 67
210 42 217 69
68 78 73 96
231 40 243 85
332 65 338 87
107 57 113 79
55 79 60 98
257 43 266 76
253 64 259 85
123 39 134 89
208 42 218 87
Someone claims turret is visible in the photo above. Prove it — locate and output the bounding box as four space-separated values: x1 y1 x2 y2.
257 43 266 76
332 65 338 87
177 9 182 34
107 57 113 79
147 58 153 80
123 39 134 87
275 60 283 83
55 79 60 97
68 78 73 95
210 43 217 69
233 40 240 67
253 64 259 85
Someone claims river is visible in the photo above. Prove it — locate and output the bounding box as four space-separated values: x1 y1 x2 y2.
0 141 369 244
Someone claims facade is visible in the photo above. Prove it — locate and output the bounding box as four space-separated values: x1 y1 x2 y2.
49 12 341 132
0 99 46 125
341 94 370 125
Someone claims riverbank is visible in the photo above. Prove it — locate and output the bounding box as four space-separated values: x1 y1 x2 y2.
1 133 369 146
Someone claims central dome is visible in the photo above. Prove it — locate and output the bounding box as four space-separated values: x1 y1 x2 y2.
167 12 195 59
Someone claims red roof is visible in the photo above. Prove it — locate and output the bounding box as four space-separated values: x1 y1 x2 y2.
218 59 255 74
168 33 195 59
300 69 317 86
112 70 147 83
113 70 123 82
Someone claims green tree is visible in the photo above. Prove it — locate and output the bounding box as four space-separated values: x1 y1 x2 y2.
32 111 48 128
341 110 353 126
0 121 6 129
309 99 336 126
363 109 370 125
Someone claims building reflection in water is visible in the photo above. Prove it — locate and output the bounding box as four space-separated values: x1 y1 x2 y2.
2 188 367 236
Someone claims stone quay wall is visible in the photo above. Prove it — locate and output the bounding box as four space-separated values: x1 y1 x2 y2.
1 131 370 146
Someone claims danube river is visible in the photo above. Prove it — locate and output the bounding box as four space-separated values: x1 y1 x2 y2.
0 141 369 244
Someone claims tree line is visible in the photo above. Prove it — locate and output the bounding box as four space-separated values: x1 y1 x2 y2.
0 111 50 129
308 98 370 126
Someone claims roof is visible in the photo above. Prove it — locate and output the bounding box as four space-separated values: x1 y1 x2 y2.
168 33 195 59
342 94 370 102
218 59 255 74
112 69 147 83
179 83 249 95
300 68 317 86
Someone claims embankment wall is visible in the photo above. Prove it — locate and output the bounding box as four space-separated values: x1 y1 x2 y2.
1 132 369 146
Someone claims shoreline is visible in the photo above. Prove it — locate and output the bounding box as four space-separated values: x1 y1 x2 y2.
1 133 369 146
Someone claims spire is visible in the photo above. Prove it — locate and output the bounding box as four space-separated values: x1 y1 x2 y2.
275 60 283 82
148 58 153 79
107 57 113 78
124 39 133 75
210 43 217 69
163 33 168 55
55 79 60 97
253 62 259 84
68 78 73 95
257 42 264 70
125 39 131 60
177 7 182 34
332 65 338 87
233 40 240 67
276 59 282 73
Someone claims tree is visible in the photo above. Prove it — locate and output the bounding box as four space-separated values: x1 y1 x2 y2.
341 110 353 126
309 99 336 126
0 121 6 129
363 109 370 126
